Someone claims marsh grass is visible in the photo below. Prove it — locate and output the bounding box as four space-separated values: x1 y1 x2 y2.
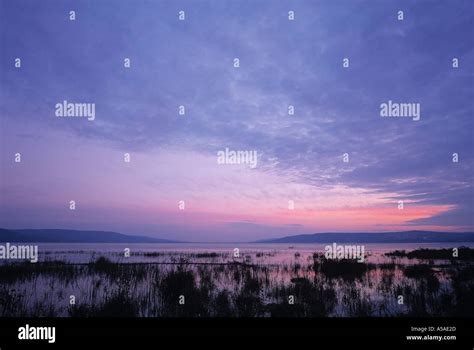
0 248 473 317
386 247 474 260
317 258 368 281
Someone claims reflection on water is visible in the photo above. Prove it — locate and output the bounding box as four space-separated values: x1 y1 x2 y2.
35 242 474 264
0 243 473 317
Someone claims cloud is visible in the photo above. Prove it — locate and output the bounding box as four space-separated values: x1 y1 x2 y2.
1 0 473 239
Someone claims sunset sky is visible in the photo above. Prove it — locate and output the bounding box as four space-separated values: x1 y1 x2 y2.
1 0 473 242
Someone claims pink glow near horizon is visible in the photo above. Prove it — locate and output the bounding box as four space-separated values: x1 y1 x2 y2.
0 126 464 240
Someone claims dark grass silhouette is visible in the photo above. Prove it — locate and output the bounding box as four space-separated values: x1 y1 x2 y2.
386 246 474 260
0 248 473 317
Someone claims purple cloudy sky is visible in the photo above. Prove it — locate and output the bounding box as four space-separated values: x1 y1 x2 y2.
0 0 473 242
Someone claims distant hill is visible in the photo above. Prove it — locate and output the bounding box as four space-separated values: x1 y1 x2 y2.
0 228 179 243
255 231 474 243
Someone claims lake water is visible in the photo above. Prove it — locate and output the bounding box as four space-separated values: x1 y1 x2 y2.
35 242 474 264
1 242 473 317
